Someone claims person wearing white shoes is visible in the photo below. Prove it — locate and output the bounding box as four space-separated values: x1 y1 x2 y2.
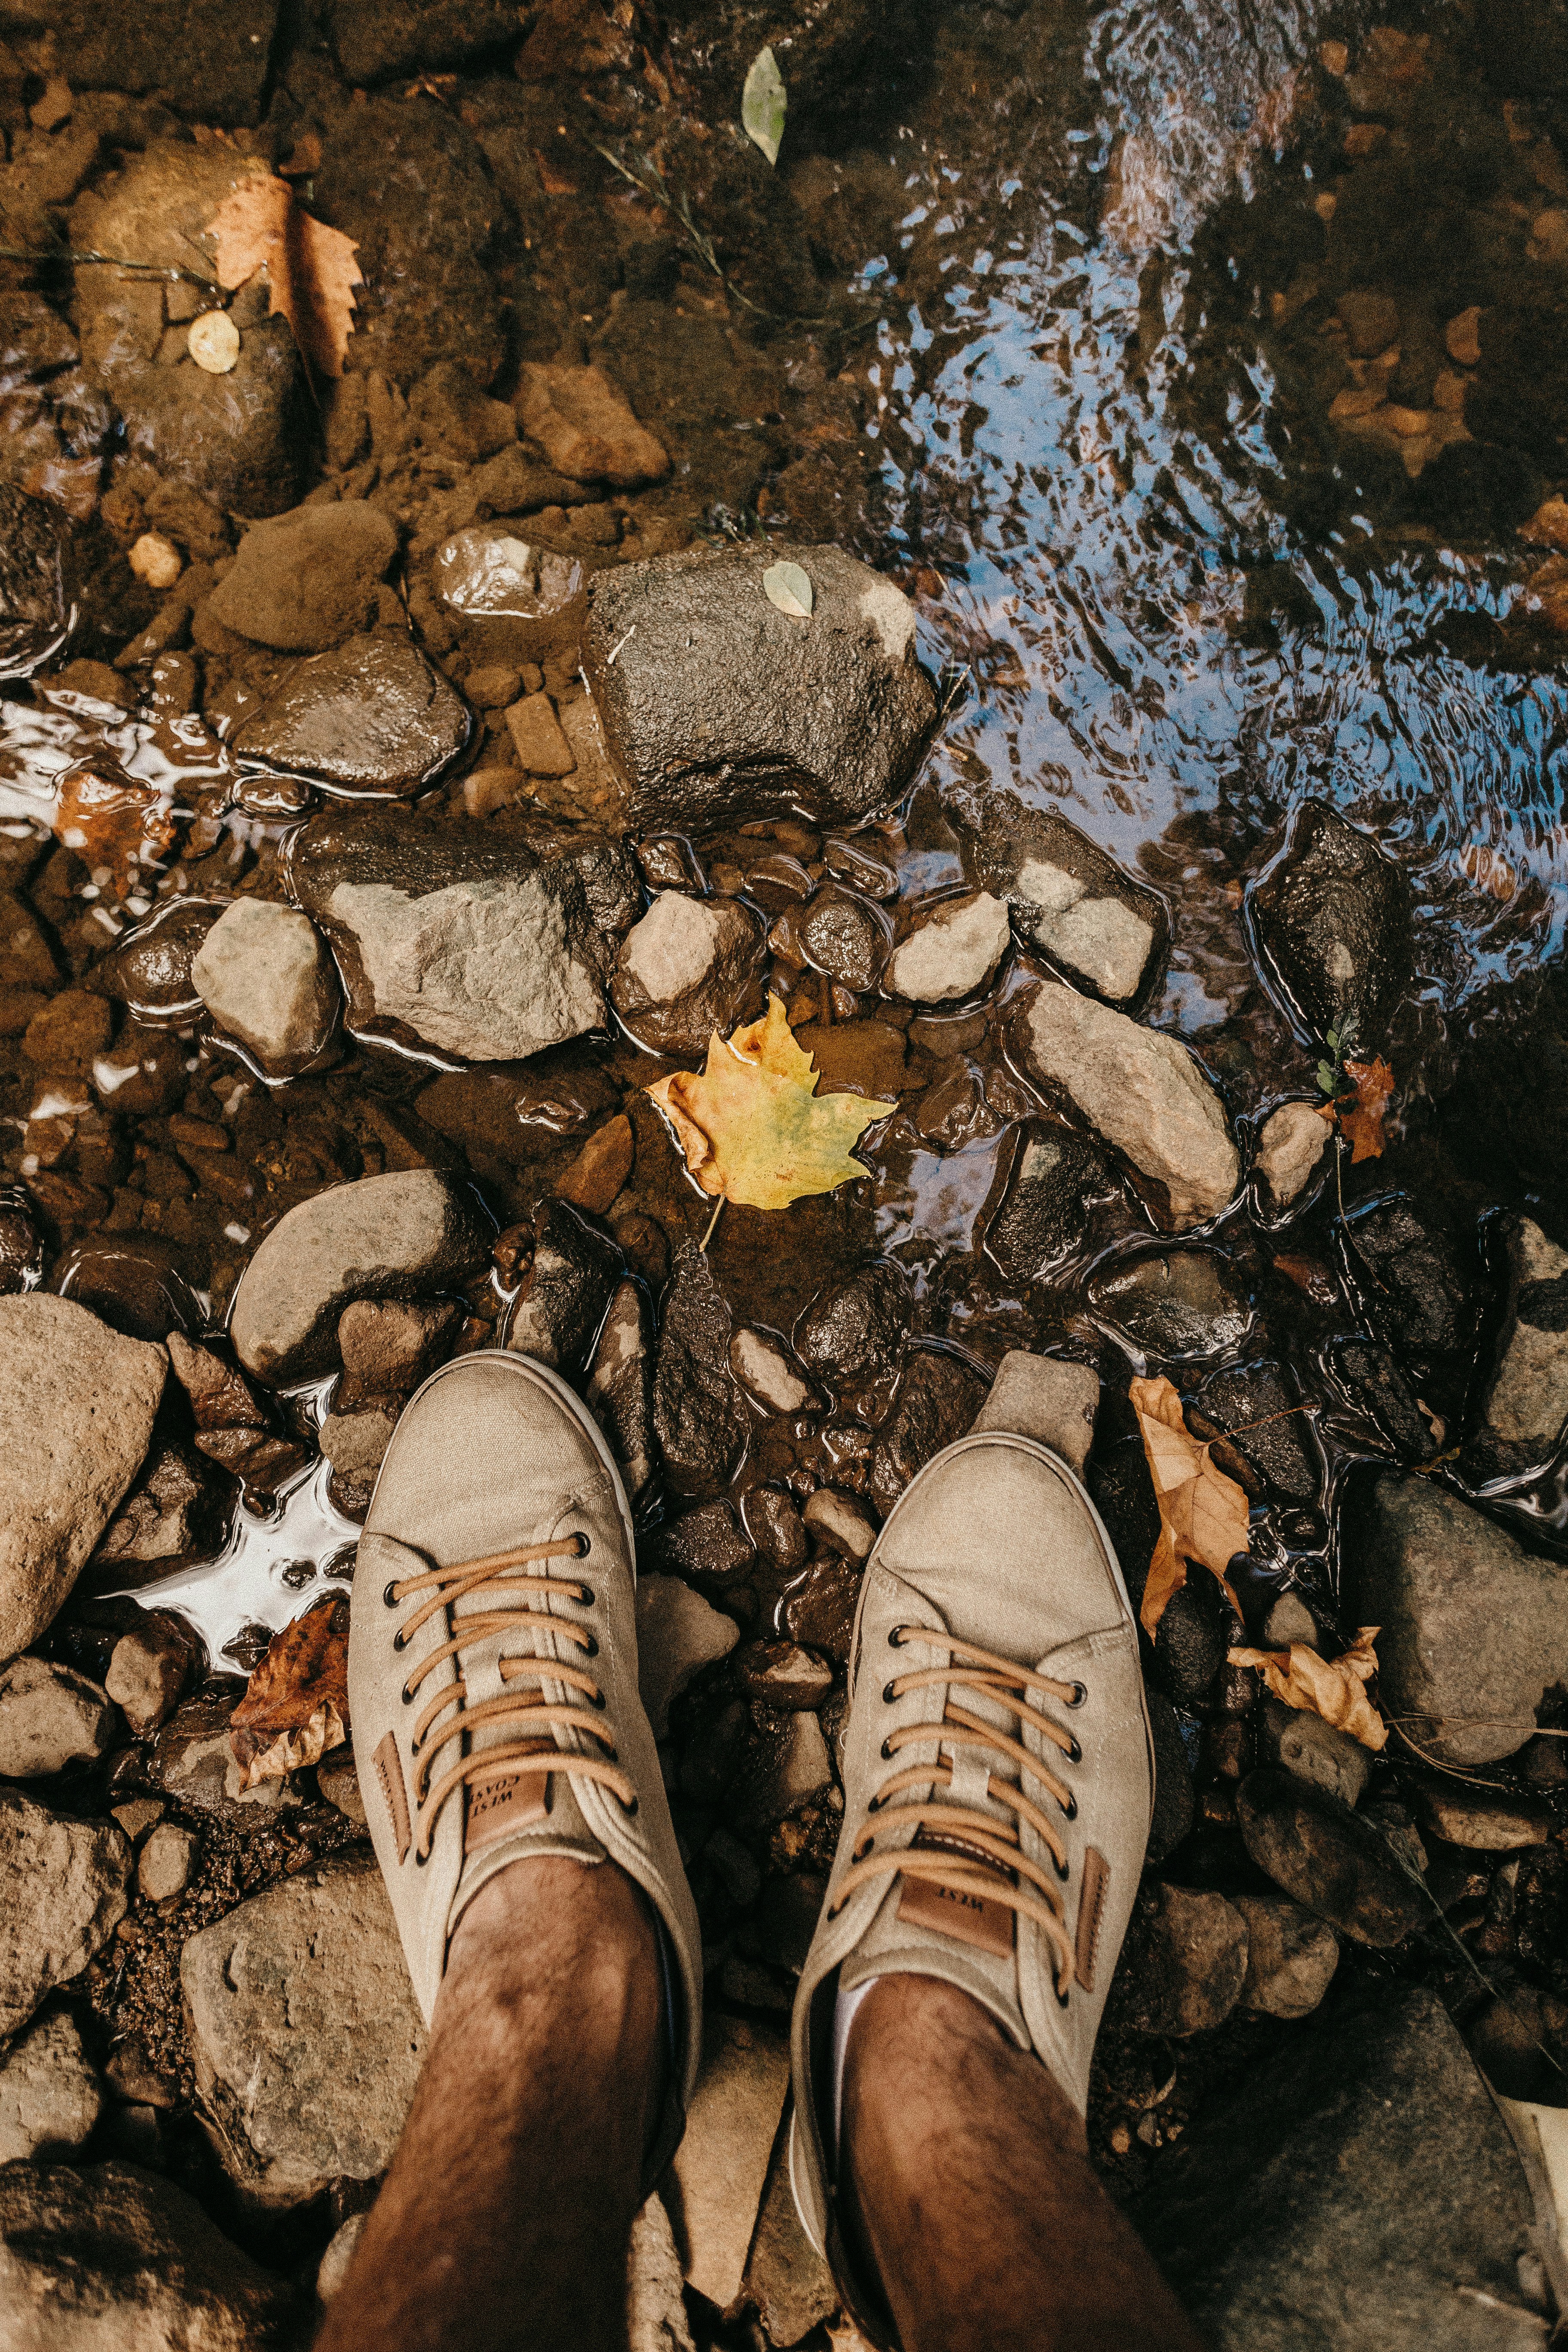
318 1346 1204 2352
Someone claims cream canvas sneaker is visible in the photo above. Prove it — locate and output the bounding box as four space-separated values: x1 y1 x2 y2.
789 1426 1154 2335
349 1348 702 2178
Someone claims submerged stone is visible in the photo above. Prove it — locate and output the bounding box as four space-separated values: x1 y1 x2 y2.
1090 1250 1253 1363
232 632 472 799
958 793 1167 1006
1247 799 1415 1050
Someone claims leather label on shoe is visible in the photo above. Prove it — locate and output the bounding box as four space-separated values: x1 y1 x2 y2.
1075 1847 1111 1992
465 1761 549 1851
896 1872 1015 1959
373 1733 412 1865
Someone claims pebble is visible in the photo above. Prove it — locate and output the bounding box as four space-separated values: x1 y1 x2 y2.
1329 1335 1439 1462
801 1489 877 1561
317 1746 367 1825
317 2211 365 2306
797 886 888 991
1089 1248 1253 1361
99 897 222 1023
661 1501 755 1581
610 891 768 1058
1236 1768 1427 1946
870 1348 990 1512
0 1657 116 1778
669 2014 789 2311
796 1262 911 1384
1255 1098 1332 1207
1463 1215 1568 1480
337 1298 460 1404
1405 1777 1552 1853
190 898 340 1079
1337 289 1401 356
734 1707 834 1828
232 632 472 800
110 1798 165 1842
745 1486 808 1572
207 501 398 652
1145 1689 1196 1862
652 1243 749 1496
635 1575 740 1738
983 1124 1116 1280
1188 1363 1318 1501
1346 1472 1568 1766
1248 799 1414 1046
629 2193 697 2352
0 2009 101 2162
514 360 671 488
228 1169 492 1384
958 793 1166 1004
505 691 576 775
150 1688 301 1829
137 1821 199 1902
885 891 1011 1003
558 1116 636 1217
128 532 182 591
433 527 588 666
0 1788 132 2036
1118 1881 1250 2035
1015 980 1239 1230
0 1295 166 1667
729 1328 815 1415
1257 1690 1372 1809
733 1641 834 1711
181 1849 426 2208
586 1278 658 1501
582 544 938 833
409 357 517 462
1232 1893 1340 2019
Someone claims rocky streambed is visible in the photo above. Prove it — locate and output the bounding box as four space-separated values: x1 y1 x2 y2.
1 3 1568 2349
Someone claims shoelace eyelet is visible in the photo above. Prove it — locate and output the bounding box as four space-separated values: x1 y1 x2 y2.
887 1626 905 1648
392 1629 407 1653
880 1737 894 1761
1067 1736 1082 1765
1062 1794 1077 1822
1056 1856 1070 1882
1055 1984 1071 2010
1067 1682 1087 1708
575 1532 591 1558
882 1680 898 1703
591 1688 607 1711
578 1584 595 1607
621 1792 639 1817
401 1683 414 1707
583 1633 599 1659
414 1847 430 1868
383 1581 400 1608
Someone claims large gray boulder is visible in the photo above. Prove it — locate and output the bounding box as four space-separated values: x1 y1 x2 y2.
0 2159 303 2350
228 1170 492 1385
1345 1473 1568 1765
181 1849 427 2210
0 1789 132 2037
0 1296 165 1666
1129 1987 1541 2350
581 545 939 831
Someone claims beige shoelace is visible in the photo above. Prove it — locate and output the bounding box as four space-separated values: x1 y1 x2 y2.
825 1626 1084 1999
383 1535 637 1862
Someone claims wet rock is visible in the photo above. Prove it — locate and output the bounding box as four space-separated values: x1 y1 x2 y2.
105 1613 193 1734
472 445 591 518
327 0 523 84
1232 1893 1339 2020
801 1489 877 1562
229 1169 491 1384
182 1849 426 2209
1464 1216 1568 1481
636 1576 739 1739
1145 1689 1196 1863
958 795 1166 1005
515 362 670 489
290 805 634 1060
100 898 223 1023
432 528 588 667
971 1351 1101 1476
582 545 938 833
611 893 768 1059
1464 1988 1568 2104
558 1115 636 1216
733 1707 834 1830
0 2158 302 2349
661 1501 754 1582
505 691 576 775
1016 981 1239 1230
0 1788 131 2035
1151 1576 1227 1709
309 100 505 391
150 1687 300 1827
1090 1250 1253 1363
1345 1472 1568 1766
208 503 398 653
55 1240 205 1348
870 1350 991 1513
796 1261 910 1384
233 633 472 800
1187 1363 1319 1501
22 987 111 1071
730 1328 815 1415
1340 1194 1477 1376
0 2011 101 2162
316 2210 364 2308
1255 1098 1332 1208
72 147 304 514
1406 1777 1553 1853
983 1124 1116 1282
1258 1692 1372 1809
1247 800 1415 1048
1236 1769 1427 1945
337 1299 459 1405
1130 1985 1537 2350
407 358 516 462
652 1242 748 1496
585 1280 657 1501
1338 289 1400 357
1329 1336 1439 1462
733 1641 833 1711
0 1197 40 1296
885 891 1011 1004
1115 1882 1249 2035
0 1658 115 1778
0 1295 165 1666
190 899 339 1080
670 2013 789 2311
502 1201 621 1372
797 886 887 991
745 1488 808 1573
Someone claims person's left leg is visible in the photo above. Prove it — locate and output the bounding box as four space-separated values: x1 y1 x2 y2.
317 1854 659 2352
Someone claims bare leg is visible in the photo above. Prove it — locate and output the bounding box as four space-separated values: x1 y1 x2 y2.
840 1975 1206 2352
317 1856 659 2352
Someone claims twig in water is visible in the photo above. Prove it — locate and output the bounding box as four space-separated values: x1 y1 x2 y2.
700 1196 725 1252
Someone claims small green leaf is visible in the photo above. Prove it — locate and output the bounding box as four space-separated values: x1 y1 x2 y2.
742 45 787 167
763 559 813 619
1325 1026 1340 1053
1317 1060 1336 1095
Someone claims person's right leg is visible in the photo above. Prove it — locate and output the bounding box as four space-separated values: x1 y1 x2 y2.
839 1972 1205 2352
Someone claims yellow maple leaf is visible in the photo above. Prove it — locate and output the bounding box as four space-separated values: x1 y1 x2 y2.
647 995 895 1211
1130 1373 1250 1638
1229 1626 1386 1752
205 168 361 379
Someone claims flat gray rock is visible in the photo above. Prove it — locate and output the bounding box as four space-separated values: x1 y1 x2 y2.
1345 1473 1568 1764
0 1295 165 1666
582 544 938 832
181 1848 427 2210
229 1169 492 1384
0 1788 132 2037
190 899 340 1080
0 2158 302 2351
233 632 472 799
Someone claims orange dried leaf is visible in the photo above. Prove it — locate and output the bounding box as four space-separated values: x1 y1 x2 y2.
1339 1056 1394 1163
233 1699 347 1790
1130 1375 1250 1638
206 168 361 378
1229 1625 1386 1752
231 1594 349 1738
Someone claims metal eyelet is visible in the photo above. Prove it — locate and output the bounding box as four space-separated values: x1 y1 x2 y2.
882 1680 898 1704
401 1683 414 1707
1062 1794 1077 1822
414 1847 430 1868
591 1688 606 1711
392 1630 407 1653
827 1899 843 1920
1068 1682 1087 1708
578 1585 595 1608
383 1581 400 1608
575 1532 591 1558
621 1793 639 1817
1067 1737 1082 1765
887 1627 904 1648
1055 1856 1070 1882
880 1737 894 1761
583 1634 599 1659
867 1793 882 1813
1055 1984 1071 2010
